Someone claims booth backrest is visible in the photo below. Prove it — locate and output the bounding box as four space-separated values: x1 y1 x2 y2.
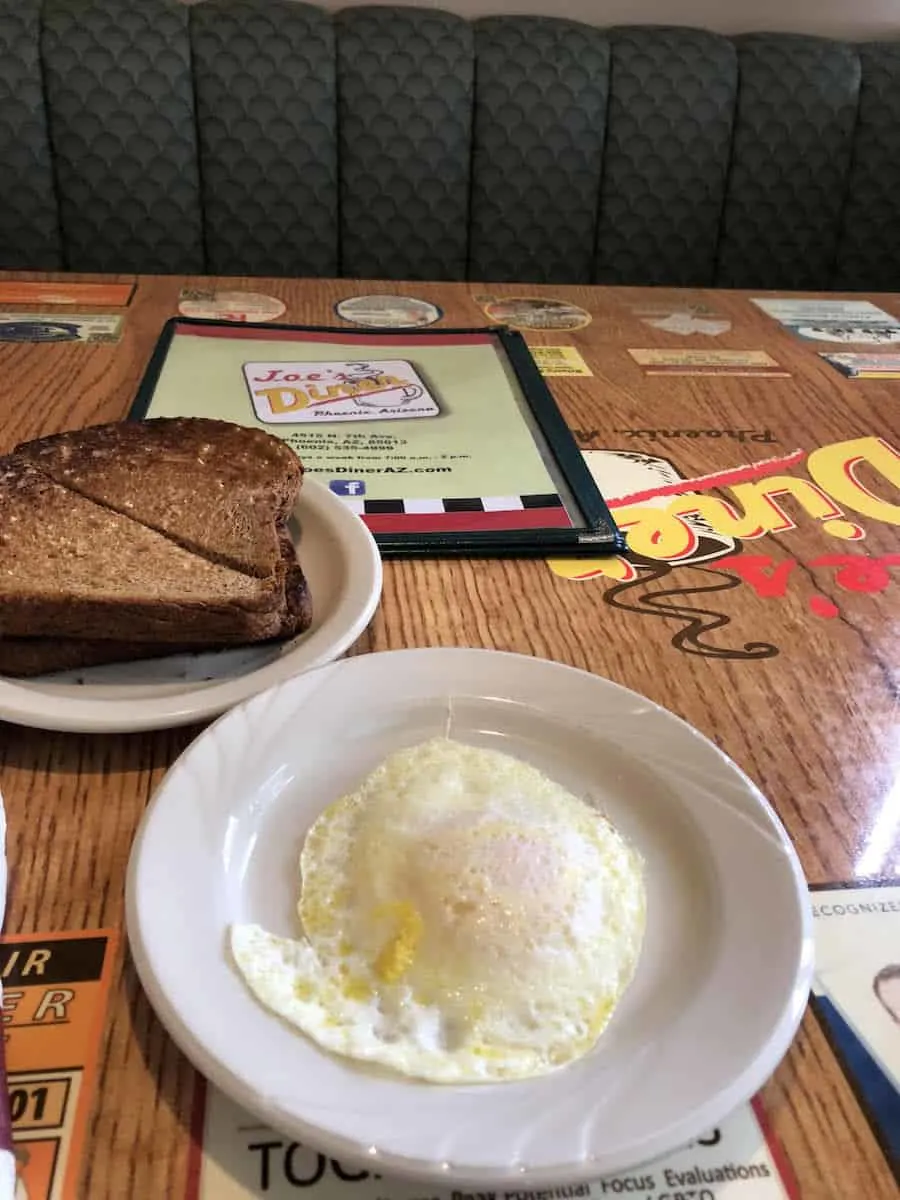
2 0 899 289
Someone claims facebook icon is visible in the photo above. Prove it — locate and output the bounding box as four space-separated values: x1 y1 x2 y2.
330 479 366 497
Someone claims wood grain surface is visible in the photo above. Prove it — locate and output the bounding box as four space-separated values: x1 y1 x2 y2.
0 273 897 1198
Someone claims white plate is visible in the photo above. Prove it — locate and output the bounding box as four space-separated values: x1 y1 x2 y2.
0 479 382 733
126 648 813 1185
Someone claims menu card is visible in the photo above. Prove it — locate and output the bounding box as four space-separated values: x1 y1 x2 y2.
130 319 623 558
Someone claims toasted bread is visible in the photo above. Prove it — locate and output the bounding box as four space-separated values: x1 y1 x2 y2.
0 551 312 677
15 417 302 578
0 455 307 644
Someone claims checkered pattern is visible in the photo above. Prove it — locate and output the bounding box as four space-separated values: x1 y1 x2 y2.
340 493 564 515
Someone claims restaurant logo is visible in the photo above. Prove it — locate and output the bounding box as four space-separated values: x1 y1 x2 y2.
243 360 440 424
549 436 900 660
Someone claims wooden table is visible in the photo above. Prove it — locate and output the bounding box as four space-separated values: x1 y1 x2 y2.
0 273 897 1198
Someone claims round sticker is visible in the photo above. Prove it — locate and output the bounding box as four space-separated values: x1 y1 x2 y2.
178 291 286 322
335 294 442 328
481 296 592 331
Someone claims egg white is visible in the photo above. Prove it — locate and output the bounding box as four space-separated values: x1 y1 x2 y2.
231 738 646 1083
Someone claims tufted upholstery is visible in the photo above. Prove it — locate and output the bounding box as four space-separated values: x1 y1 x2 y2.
0 1 60 269
1 0 899 289
40 0 203 273
716 34 861 290
191 0 338 278
469 17 609 285
336 7 473 281
594 27 737 288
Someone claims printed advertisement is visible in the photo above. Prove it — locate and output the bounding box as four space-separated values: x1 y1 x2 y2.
188 1085 795 1200
530 347 593 377
631 305 731 337
627 350 788 378
0 282 133 307
820 352 900 380
2 931 117 1199
810 884 900 1180
751 299 900 345
0 315 122 344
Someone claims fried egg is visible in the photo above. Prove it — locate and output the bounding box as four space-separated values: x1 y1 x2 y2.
231 738 646 1083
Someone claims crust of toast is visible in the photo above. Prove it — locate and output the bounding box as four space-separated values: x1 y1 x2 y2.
0 559 313 677
15 417 302 578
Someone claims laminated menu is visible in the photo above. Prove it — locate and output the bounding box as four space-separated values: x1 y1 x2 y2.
129 319 624 558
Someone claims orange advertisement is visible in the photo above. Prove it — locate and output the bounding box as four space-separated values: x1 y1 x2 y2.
0 282 134 307
1 930 117 1200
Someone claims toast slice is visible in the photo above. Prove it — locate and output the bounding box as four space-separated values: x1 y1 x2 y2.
0 545 313 677
15 417 302 578
0 456 304 643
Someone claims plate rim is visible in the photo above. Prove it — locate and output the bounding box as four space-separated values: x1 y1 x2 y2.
125 647 814 1185
0 478 382 734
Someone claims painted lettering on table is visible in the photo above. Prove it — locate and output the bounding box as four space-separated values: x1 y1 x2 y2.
549 437 900 660
599 428 779 445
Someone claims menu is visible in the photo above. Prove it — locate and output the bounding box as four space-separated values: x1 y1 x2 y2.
130 319 622 557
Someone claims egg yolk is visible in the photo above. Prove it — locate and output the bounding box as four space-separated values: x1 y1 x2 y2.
373 901 424 983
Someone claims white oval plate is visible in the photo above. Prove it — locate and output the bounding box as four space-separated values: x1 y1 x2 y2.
126 648 813 1185
0 479 382 733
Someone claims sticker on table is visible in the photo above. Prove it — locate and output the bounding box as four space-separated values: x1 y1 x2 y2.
1 929 118 1200
334 295 441 329
820 352 900 379
0 281 135 307
0 314 122 344
479 296 592 331
791 324 900 345
243 360 440 423
632 304 731 336
751 298 900 344
187 1083 796 1199
628 349 789 377
178 291 286 323
810 883 900 1181
531 346 593 376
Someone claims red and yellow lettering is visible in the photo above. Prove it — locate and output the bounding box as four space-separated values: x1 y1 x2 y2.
715 555 797 598
807 437 900 525
614 505 698 561
256 387 309 414
547 556 636 582
811 554 900 593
